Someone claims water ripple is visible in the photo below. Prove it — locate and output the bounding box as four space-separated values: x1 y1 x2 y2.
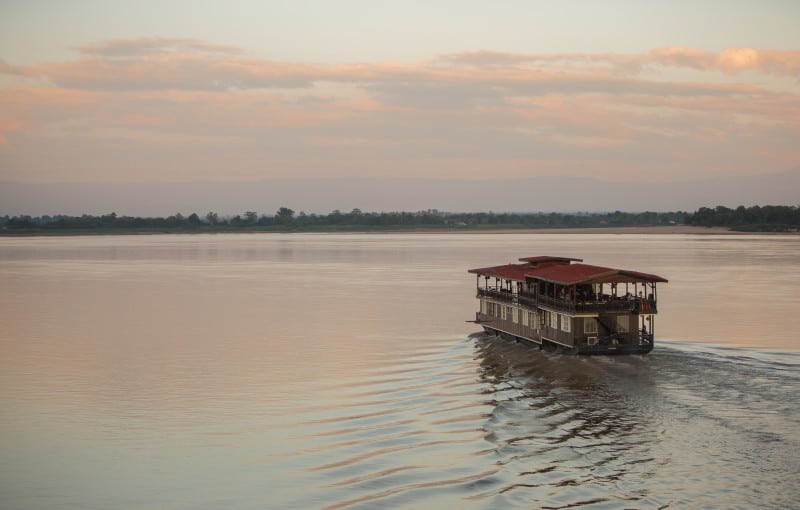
267 333 800 509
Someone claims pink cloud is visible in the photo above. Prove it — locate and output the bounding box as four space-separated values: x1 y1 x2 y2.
1 39 798 184
747 49 800 75
651 46 800 75
441 47 800 77
5 40 790 96
26 53 318 90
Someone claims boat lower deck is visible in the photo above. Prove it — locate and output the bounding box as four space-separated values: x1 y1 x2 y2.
482 325 654 355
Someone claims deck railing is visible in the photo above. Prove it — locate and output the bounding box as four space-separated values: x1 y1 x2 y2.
477 289 657 314
477 288 515 303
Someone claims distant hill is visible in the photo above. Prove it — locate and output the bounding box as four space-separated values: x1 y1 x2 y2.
1 167 798 216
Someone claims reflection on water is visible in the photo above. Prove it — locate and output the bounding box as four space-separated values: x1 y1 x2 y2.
0 233 799 509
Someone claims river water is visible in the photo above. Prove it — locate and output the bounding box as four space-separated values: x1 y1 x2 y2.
0 233 798 509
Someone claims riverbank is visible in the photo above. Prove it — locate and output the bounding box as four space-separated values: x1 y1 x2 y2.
387 225 741 235
0 224 772 236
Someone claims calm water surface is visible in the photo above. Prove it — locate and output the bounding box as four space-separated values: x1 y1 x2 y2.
1 233 798 509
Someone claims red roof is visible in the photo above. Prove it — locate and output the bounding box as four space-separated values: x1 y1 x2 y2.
615 269 669 283
529 263 667 284
469 257 668 284
468 263 532 282
527 263 615 284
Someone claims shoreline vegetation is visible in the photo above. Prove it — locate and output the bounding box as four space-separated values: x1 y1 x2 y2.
1 205 798 236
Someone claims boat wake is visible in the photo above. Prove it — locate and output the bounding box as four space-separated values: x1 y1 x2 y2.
274 333 800 509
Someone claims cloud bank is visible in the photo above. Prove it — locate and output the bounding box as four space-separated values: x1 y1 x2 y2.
1 38 798 187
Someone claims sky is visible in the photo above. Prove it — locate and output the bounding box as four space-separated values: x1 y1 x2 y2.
1 1 799 213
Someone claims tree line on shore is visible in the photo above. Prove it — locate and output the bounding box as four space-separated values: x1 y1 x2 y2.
683 205 800 231
1 208 686 232
0 205 797 232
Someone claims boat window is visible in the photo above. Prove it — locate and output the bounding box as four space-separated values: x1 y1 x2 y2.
584 319 598 334
561 315 571 333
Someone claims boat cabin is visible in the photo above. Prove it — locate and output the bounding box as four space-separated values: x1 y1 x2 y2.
468 256 667 354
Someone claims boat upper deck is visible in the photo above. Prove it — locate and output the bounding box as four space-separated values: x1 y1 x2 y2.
469 256 667 315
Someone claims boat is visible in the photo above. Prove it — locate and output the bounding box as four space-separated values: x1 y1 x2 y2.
468 256 667 354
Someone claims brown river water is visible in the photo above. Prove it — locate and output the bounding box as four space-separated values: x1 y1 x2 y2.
1 233 798 509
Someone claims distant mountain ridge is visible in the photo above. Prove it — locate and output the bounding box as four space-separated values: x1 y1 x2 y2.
1 167 798 216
